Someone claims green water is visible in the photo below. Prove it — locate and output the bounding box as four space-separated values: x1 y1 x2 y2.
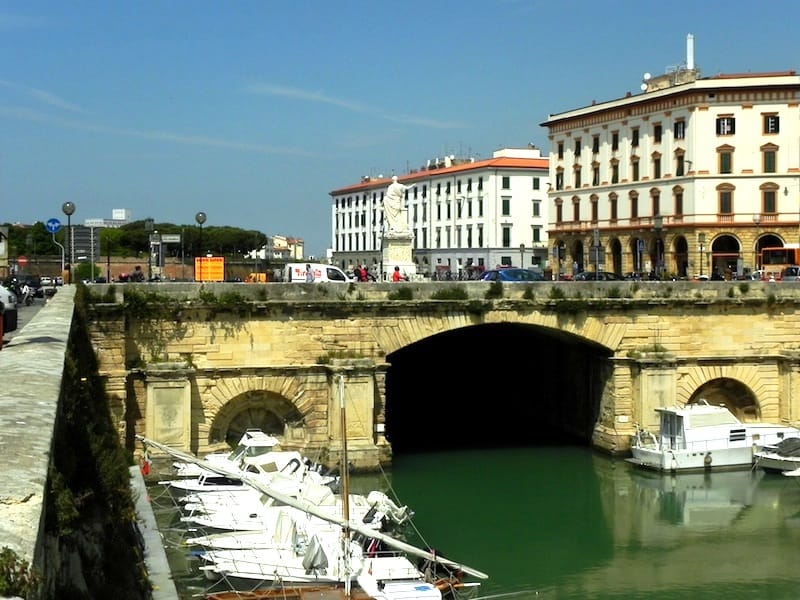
158 447 800 599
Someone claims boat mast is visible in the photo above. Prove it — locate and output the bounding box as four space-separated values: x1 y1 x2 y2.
339 374 352 598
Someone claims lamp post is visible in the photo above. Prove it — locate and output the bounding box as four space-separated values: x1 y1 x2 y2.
144 217 154 281
753 214 761 271
61 201 76 284
698 232 706 277
195 211 207 282
593 228 600 280
519 243 525 269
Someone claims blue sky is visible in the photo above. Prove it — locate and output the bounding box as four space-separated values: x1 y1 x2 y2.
2 1 800 257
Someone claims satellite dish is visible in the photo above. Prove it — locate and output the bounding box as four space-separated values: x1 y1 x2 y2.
641 83 648 91
643 72 652 80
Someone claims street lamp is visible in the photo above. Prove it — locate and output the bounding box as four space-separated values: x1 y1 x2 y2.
144 217 154 281
753 214 761 270
698 232 706 277
592 228 600 280
195 211 207 282
61 201 76 284
519 243 525 269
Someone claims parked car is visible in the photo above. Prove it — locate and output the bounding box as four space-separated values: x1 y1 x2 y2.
480 268 544 282
573 271 623 281
0 284 19 333
779 266 800 281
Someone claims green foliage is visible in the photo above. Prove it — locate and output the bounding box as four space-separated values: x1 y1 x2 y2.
484 281 503 299
522 287 536 300
606 285 622 298
767 292 777 305
727 286 736 298
431 285 469 300
738 282 750 295
388 286 414 300
317 349 364 364
549 286 566 300
0 547 40 598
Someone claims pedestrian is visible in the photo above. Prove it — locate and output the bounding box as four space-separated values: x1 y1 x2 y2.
359 265 369 282
305 264 315 283
392 266 402 282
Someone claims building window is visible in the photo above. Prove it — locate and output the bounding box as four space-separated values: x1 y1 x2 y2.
591 199 598 223
574 166 582 188
763 148 777 173
436 183 441 196
478 177 483 191
478 197 484 217
446 201 451 219
502 226 511 248
630 195 638 219
467 178 472 192
674 120 685 139
557 142 564 160
572 199 580 222
477 225 483 247
676 154 685 176
436 202 441 220
555 171 564 191
456 180 462 194
654 124 663 143
719 190 733 214
611 132 619 151
764 189 777 214
631 127 640 147
501 176 511 189
764 114 780 134
556 202 563 224
532 200 540 217
501 197 511 216
716 116 735 135
574 138 581 156
652 154 661 179
652 193 660 216
592 165 600 186
609 195 618 221
467 200 473 218
719 150 733 174
446 181 451 195
674 191 683 216
533 226 541 243
533 177 540 190
632 158 640 182
611 161 619 184
592 135 600 154
422 184 427 198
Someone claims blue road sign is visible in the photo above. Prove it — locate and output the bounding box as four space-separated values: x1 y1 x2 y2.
46 218 61 233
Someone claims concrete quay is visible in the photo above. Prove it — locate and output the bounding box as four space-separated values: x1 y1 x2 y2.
0 287 177 600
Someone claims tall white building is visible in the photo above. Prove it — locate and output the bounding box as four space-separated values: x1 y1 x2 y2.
329 147 550 278
541 35 800 279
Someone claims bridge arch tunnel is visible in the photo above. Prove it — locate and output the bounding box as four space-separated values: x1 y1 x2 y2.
689 377 761 421
206 390 304 447
383 322 615 454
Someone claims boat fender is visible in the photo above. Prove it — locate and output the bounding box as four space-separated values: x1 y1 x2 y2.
704 452 712 466
140 453 151 476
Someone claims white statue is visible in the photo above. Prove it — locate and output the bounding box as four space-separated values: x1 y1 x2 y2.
383 175 414 234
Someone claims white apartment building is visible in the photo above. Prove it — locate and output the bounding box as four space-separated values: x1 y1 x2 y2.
329 147 550 279
542 37 800 279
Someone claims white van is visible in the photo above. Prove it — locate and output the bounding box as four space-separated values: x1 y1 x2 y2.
284 263 353 283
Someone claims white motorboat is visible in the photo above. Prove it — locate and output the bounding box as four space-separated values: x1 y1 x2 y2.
628 399 800 472
137 376 487 600
753 437 800 473
163 450 338 498
172 429 281 477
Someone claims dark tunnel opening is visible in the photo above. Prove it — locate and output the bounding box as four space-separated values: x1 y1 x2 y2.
384 322 614 454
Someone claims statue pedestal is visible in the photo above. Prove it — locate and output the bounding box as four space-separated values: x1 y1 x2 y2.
382 232 416 280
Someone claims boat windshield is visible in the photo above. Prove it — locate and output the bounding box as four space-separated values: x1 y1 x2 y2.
689 413 740 427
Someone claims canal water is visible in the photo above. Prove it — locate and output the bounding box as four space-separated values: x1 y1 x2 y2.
151 446 800 600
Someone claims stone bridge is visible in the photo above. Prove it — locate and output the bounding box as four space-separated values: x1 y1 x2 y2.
86 280 800 470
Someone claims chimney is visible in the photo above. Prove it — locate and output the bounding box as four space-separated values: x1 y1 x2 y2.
686 33 695 71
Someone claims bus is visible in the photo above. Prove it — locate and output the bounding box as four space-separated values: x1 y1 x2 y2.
759 245 800 280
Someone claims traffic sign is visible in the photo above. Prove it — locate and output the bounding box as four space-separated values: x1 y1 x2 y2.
18 255 27 267
46 218 61 234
